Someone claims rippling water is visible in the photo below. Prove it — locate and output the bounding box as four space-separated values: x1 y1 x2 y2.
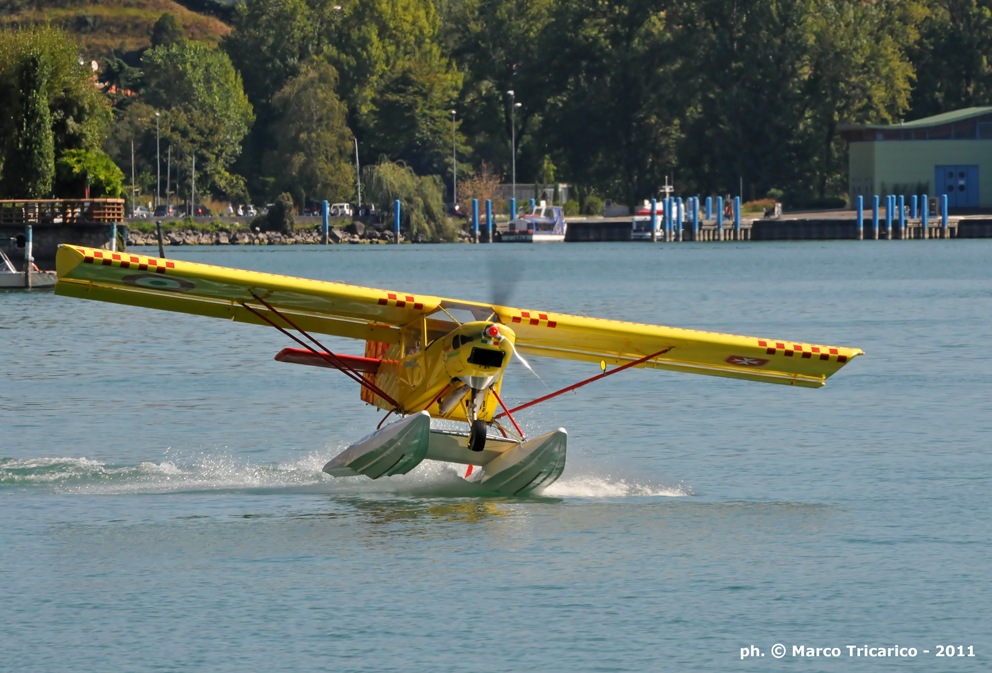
2 242 990 671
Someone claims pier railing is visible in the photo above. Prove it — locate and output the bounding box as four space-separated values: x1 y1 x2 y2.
0 199 126 226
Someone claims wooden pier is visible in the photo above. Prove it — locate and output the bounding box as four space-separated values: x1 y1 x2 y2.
0 199 125 270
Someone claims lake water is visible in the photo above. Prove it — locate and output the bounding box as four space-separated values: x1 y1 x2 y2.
2 241 990 671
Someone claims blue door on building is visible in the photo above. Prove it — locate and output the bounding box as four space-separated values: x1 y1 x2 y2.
935 165 979 207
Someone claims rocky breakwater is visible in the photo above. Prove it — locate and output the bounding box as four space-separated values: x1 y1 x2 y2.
126 222 401 247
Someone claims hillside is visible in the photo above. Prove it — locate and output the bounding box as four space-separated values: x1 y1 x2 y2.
0 0 230 57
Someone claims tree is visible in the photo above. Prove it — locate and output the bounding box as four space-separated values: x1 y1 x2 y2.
456 161 502 215
363 158 455 242
909 0 992 117
142 41 254 200
151 13 186 49
56 149 126 198
268 61 355 206
539 0 678 209
0 26 111 197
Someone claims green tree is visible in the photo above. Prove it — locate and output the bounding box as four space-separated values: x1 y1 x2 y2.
56 149 126 198
539 0 677 209
151 13 186 48
268 61 355 205
363 158 455 242
909 0 992 117
8 55 55 198
0 26 111 197
142 41 255 200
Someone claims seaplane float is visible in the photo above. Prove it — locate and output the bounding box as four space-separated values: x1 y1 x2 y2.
54 244 862 495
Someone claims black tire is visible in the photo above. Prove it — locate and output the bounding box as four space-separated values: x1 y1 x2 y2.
468 419 488 452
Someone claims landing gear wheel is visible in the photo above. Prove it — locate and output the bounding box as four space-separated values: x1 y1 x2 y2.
468 419 488 452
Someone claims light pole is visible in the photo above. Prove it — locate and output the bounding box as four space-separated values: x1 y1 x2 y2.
451 110 457 207
354 136 361 209
155 112 161 208
507 91 521 203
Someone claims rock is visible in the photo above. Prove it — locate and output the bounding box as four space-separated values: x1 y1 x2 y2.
345 221 365 237
168 234 182 246
217 233 229 245
328 227 346 243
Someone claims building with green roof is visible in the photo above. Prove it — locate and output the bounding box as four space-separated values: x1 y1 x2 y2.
839 107 992 209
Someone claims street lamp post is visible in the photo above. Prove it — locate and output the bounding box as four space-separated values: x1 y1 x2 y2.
155 112 161 208
451 110 457 207
353 136 361 210
507 91 521 204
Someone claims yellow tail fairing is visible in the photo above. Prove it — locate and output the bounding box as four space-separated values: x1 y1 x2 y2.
56 244 861 390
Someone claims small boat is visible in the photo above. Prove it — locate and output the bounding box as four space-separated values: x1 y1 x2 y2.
501 201 566 242
0 248 57 289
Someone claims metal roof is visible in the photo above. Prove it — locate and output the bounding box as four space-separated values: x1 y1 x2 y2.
837 107 992 132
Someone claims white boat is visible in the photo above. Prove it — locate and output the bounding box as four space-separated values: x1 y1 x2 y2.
500 201 567 243
632 199 681 240
0 249 56 289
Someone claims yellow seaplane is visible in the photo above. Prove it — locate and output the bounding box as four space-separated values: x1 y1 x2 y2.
55 244 862 496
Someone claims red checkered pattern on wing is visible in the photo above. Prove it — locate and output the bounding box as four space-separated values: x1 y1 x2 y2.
83 250 175 274
756 340 848 363
376 292 424 310
509 310 557 328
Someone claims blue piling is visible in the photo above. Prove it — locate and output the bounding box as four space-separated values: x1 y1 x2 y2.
898 195 905 236
872 195 879 239
911 195 918 220
857 196 863 239
921 194 928 237
530 198 536 211
394 199 401 243
322 200 329 244
650 198 658 242
733 196 740 239
677 197 684 242
485 199 493 243
692 197 699 240
472 198 479 243
510 198 517 221
885 196 893 239
716 196 723 240
941 194 948 236
110 222 118 252
706 196 713 221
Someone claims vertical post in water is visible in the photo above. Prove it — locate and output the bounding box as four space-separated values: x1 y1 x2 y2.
857 196 863 240
733 196 741 240
941 194 948 238
510 198 517 221
911 194 918 220
898 195 905 238
24 224 32 289
650 198 658 242
692 197 699 241
530 198 536 211
885 196 893 239
921 194 928 238
485 199 492 243
110 222 118 253
872 195 879 240
322 200 329 245
156 221 166 258
677 197 684 242
472 198 479 244
706 196 713 221
716 196 724 241
394 199 401 243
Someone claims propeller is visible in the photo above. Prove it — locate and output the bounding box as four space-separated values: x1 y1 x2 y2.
485 256 546 386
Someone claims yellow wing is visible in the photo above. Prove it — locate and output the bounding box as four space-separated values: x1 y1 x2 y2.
55 245 861 387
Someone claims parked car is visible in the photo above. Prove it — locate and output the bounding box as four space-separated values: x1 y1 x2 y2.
193 204 213 217
132 206 151 218
246 205 257 217
153 205 178 218
330 203 353 217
